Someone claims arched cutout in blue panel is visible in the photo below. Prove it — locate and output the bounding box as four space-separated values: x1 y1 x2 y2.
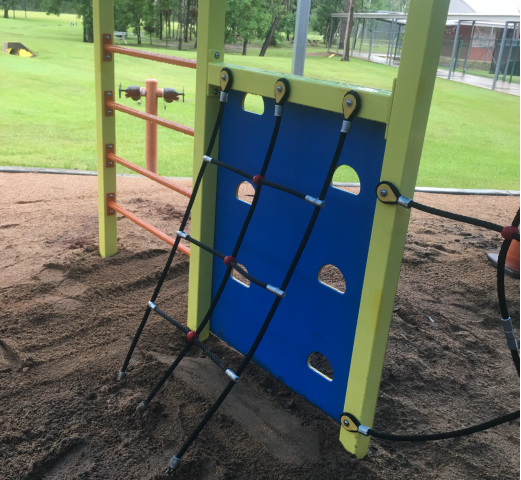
318 264 346 294
236 181 255 205
331 164 361 195
308 352 334 381
242 93 265 115
232 263 250 287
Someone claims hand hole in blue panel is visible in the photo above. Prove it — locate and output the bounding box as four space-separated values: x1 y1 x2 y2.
318 264 346 294
331 165 360 195
242 93 265 115
232 263 250 287
236 181 255 205
307 352 333 381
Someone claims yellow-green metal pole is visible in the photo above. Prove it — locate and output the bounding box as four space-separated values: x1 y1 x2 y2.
186 0 226 339
93 0 117 257
340 0 450 457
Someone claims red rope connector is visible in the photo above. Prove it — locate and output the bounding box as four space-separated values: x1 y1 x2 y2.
252 174 264 186
223 255 236 266
501 225 519 241
187 331 199 342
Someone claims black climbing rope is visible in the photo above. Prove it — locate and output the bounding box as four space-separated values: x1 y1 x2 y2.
340 410 520 442
132 77 291 411
340 183 520 444
118 68 234 380
166 91 362 473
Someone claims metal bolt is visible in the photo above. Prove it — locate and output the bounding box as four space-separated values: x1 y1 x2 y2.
107 110 112 114
221 74 226 80
380 188 388 197
346 99 353 107
108 162 113 166
213 88 218 95
109 194 114 198
108 144 113 149
343 419 350 427
277 86 282 93
105 55 111 60
105 35 110 40
109 210 114 214
214 52 220 59
106 92 111 96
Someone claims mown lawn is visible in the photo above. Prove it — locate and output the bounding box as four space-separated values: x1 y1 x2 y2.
1 11 519 189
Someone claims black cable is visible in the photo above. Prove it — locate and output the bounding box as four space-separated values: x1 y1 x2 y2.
173 128 350 464
343 411 520 442
409 200 504 234
118 101 226 376
140 91 287 409
496 209 520 376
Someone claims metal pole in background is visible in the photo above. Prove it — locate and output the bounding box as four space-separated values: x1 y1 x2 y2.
393 24 402 62
336 20 342 53
509 36 518 83
351 18 359 56
485 27 494 63
328 18 335 50
386 19 394 63
448 20 461 79
145 79 158 173
368 18 376 60
359 19 366 54
292 0 311 76
462 20 475 73
503 23 517 82
492 21 509 90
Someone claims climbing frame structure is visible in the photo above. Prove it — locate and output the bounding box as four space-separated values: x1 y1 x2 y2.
94 0 453 469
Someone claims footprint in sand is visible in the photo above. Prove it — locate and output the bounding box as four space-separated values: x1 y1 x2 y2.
0 340 22 373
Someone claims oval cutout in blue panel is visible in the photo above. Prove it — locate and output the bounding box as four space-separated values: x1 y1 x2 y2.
242 93 265 115
236 181 255 205
331 164 360 195
308 352 333 381
318 264 346 294
232 263 250 287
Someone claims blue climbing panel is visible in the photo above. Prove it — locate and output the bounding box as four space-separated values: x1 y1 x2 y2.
211 89 386 420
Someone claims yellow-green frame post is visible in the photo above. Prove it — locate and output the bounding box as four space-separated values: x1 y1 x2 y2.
93 0 117 258
186 0 227 339
341 0 451 457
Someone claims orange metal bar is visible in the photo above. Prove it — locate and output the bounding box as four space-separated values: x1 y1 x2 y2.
107 200 190 256
107 152 192 198
105 44 197 69
145 78 158 173
106 100 194 137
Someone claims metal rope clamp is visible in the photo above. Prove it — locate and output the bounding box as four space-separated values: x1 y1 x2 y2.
340 412 371 436
219 67 234 103
375 181 412 208
341 90 362 134
274 78 290 115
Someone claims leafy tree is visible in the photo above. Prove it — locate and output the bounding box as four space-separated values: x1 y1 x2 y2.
142 0 156 44
259 0 289 56
225 0 271 55
3 0 16 18
42 0 93 42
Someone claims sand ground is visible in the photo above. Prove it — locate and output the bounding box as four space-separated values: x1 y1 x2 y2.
0 172 519 480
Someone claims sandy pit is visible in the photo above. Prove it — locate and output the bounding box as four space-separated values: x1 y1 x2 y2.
0 172 519 479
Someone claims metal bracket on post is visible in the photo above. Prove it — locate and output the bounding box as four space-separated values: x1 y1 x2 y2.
104 92 114 116
102 34 112 61
107 193 116 216
105 144 115 168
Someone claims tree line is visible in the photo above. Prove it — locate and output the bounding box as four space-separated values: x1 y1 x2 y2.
2 0 409 58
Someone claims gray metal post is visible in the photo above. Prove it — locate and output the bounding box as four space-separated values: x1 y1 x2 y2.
486 27 494 63
368 18 376 60
393 24 401 61
503 23 517 82
462 20 475 74
492 22 509 90
386 19 394 63
448 20 462 80
351 19 359 56
359 19 365 54
336 20 342 53
292 0 312 76
328 18 335 50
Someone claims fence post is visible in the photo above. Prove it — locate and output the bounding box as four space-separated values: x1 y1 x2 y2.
462 20 475 74
145 78 158 173
93 0 117 258
448 20 461 79
368 18 376 60
492 22 510 90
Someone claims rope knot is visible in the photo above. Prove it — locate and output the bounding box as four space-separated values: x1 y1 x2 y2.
252 175 264 186
186 331 199 343
501 225 519 241
223 256 236 267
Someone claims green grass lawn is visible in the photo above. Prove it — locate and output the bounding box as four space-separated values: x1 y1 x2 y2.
1 11 519 189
